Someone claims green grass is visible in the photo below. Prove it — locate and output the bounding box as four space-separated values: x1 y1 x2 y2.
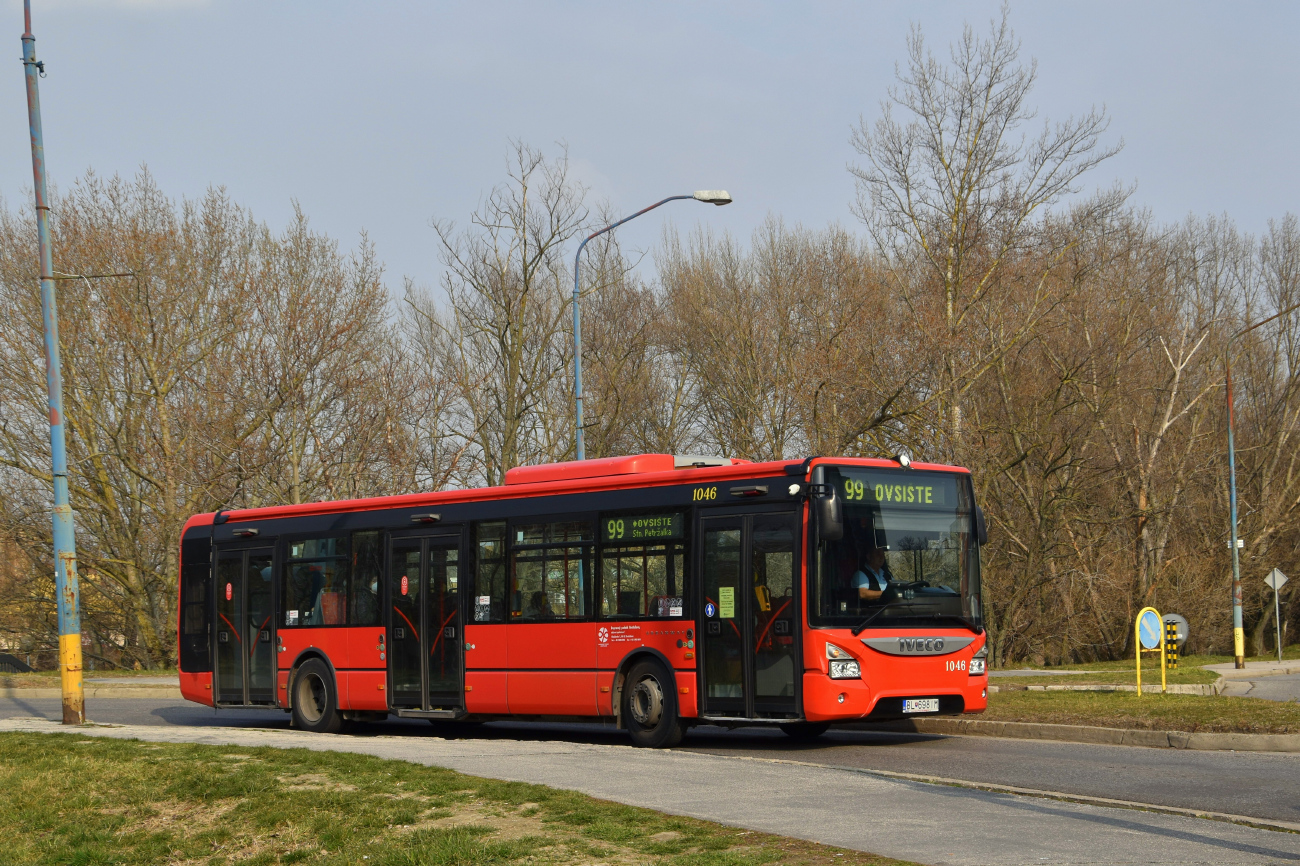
0 733 911 866
998 647 1300 674
984 688 1300 734
0 668 179 688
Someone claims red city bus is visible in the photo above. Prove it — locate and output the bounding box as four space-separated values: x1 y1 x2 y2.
177 453 989 746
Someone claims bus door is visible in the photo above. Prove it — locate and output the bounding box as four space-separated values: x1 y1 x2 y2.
388 533 463 713
698 510 799 719
214 545 276 706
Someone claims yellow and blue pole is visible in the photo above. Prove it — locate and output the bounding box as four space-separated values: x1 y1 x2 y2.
21 0 83 724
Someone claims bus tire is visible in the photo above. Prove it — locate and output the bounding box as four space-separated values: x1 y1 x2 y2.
623 659 684 748
779 721 830 740
291 658 345 734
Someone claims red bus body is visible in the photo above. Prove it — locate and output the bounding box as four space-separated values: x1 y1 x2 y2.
177 454 988 740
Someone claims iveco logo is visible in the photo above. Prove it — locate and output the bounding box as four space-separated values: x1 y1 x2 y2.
860 635 975 656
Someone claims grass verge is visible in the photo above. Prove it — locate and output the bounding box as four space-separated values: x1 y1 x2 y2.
983 689 1300 734
0 732 911 866
1 668 180 688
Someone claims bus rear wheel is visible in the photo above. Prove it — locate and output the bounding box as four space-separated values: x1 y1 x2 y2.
780 721 830 740
291 659 345 734
623 659 684 748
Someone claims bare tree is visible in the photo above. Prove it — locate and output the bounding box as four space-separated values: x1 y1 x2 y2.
850 6 1121 456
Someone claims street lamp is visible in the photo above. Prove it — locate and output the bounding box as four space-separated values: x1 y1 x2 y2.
571 190 732 460
1225 299 1300 668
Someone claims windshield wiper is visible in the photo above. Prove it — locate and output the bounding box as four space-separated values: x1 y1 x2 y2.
850 603 915 635
850 607 985 637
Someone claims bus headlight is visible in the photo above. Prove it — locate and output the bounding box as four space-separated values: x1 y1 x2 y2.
969 645 987 676
826 643 861 679
829 660 861 679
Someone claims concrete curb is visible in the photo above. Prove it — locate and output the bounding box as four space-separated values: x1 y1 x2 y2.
864 717 1300 751
990 682 1220 695
0 687 180 699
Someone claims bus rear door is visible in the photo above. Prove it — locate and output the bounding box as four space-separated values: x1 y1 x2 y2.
214 543 276 706
388 532 464 716
698 509 799 720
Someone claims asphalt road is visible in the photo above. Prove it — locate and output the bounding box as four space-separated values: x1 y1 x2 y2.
4 694 1300 826
6 710 1300 866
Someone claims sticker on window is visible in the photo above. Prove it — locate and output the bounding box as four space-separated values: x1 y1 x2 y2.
719 586 735 619
657 596 684 617
285 610 298 626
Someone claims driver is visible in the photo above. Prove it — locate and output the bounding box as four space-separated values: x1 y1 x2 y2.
853 546 891 601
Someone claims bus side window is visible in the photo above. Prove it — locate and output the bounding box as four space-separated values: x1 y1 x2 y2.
474 522 507 623
179 537 212 672
510 521 592 621
350 531 381 625
600 543 686 619
282 536 348 627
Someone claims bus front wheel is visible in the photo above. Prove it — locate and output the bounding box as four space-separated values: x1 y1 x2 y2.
623 659 685 748
291 659 345 734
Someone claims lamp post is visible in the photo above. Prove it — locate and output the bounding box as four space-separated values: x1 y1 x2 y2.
571 190 731 461
21 0 84 723
1225 299 1300 668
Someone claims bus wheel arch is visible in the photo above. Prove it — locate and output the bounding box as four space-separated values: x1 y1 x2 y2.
618 653 686 748
288 653 345 734
611 648 676 728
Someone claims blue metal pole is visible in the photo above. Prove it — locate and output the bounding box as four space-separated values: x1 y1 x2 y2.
21 0 84 723
572 195 694 461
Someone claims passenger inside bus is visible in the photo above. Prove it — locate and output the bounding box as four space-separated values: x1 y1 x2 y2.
524 590 555 620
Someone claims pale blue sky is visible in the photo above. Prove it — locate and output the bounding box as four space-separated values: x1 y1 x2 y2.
2 1 1296 289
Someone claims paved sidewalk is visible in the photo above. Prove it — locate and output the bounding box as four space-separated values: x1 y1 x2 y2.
1206 663 1300 702
4 717 1300 865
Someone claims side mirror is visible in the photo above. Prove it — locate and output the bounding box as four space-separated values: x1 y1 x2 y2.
974 506 988 546
816 486 844 542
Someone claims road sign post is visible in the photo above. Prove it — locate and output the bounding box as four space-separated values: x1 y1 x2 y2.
1135 606 1166 696
1265 569 1288 664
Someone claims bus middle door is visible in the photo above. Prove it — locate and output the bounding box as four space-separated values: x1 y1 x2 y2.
388 533 464 715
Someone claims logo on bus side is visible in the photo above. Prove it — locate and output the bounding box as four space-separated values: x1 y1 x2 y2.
598 627 609 647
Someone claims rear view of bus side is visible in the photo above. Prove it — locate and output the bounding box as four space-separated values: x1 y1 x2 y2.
177 453 989 746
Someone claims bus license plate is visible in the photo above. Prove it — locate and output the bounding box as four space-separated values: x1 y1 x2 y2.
903 698 939 713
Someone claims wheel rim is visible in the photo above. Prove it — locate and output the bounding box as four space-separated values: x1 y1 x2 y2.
296 672 327 723
629 675 663 727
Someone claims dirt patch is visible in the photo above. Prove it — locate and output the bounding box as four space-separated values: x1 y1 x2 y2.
276 773 357 792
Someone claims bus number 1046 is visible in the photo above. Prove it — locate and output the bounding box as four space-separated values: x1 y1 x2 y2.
945 660 967 672
692 486 718 501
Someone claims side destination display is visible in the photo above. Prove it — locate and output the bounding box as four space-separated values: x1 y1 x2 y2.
602 512 684 543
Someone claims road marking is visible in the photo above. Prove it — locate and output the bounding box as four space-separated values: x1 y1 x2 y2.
696 751 1300 835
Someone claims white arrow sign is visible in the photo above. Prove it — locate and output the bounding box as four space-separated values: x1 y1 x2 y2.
1265 568 1288 591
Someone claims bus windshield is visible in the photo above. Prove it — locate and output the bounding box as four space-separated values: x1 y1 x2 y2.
810 466 982 630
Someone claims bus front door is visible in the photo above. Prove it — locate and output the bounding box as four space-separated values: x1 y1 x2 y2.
214 546 275 706
388 534 464 713
699 511 799 719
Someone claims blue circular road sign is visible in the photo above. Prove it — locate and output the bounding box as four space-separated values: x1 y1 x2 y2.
1139 610 1163 649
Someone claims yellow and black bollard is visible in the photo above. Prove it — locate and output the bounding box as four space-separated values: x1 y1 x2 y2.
1164 622 1179 670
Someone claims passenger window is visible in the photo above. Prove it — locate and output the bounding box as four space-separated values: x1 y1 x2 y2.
511 521 591 621
473 522 507 623
283 536 348 626
599 511 687 619
350 531 381 626
601 545 686 618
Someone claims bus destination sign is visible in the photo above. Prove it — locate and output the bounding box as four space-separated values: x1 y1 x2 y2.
832 468 958 510
603 512 683 543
